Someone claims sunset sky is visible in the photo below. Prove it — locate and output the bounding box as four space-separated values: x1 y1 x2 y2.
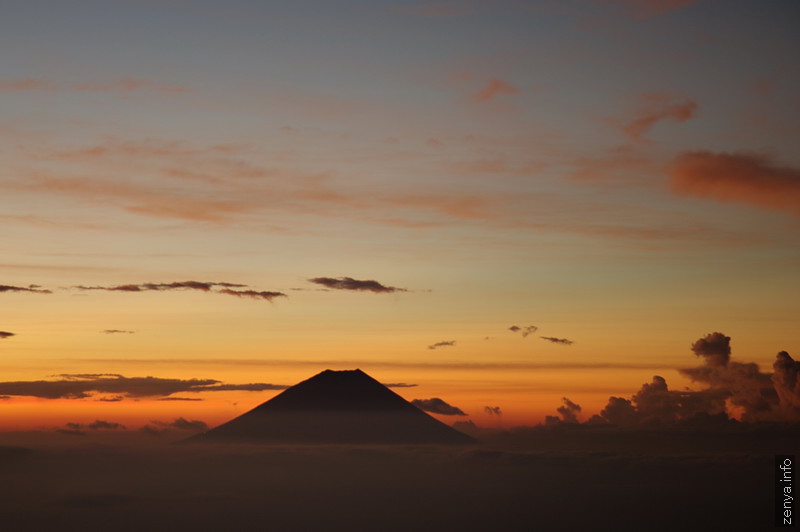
1 0 798 432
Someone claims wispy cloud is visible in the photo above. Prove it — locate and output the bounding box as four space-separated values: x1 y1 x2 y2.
0 284 51 294
622 93 697 142
0 331 15 339
428 340 456 350
308 276 407 293
484 406 502 416
540 336 574 345
669 151 800 216
394 1 476 17
74 281 286 301
216 289 287 301
411 398 467 416
473 78 519 102
601 0 699 19
0 374 289 400
102 329 135 334
0 77 192 94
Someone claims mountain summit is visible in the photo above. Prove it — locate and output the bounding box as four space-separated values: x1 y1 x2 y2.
191 369 474 444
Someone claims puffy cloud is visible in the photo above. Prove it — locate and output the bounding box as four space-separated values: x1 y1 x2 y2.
669 151 800 216
0 284 51 294
690 332 731 367
308 277 407 293
411 398 467 416
0 374 288 400
0 331 15 339
622 94 697 142
592 332 798 425
545 397 582 425
540 336 574 345
428 341 456 350
509 325 538 338
773 351 800 411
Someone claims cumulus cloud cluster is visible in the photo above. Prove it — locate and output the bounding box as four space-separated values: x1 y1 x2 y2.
579 332 800 426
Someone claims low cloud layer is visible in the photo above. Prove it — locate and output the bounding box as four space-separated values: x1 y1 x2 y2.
0 374 289 400
411 398 467 416
670 151 800 216
541 336 574 345
141 417 208 435
428 340 456 350
0 284 51 294
308 277 407 293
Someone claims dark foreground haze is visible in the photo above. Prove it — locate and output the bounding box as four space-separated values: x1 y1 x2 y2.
1 425 794 532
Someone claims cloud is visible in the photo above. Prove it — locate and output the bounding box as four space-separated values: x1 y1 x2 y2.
157 397 204 401
474 78 519 102
540 336 574 345
484 406 502 416
103 329 135 334
308 277 407 293
622 94 697 142
411 398 467 416
0 331 15 339
394 2 476 17
0 284 51 294
216 289 287 301
65 420 126 431
773 352 800 411
690 332 731 367
602 0 699 19
75 281 246 292
509 325 538 338
545 397 582 425
0 374 289 400
74 281 285 301
142 417 208 435
382 383 418 388
591 332 799 426
0 77 192 94
428 341 456 350
669 151 800 216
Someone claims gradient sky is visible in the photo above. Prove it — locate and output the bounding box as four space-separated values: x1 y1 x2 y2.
1 0 798 431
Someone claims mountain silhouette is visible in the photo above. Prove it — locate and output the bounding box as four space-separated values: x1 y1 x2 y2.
191 369 474 444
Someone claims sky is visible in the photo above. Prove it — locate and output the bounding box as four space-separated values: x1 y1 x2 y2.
1 0 799 432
